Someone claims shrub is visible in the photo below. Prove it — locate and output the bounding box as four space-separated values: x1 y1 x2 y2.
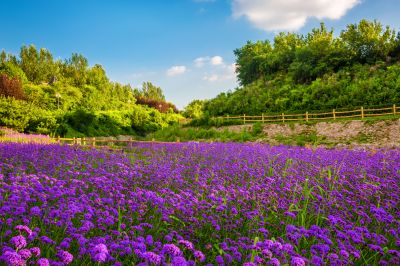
135 97 178 113
252 122 263 135
0 74 25 100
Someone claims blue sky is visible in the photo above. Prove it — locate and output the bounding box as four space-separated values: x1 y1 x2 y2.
1 0 399 109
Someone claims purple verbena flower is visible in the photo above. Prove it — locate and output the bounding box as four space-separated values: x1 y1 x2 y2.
17 249 31 260
57 250 73 264
291 256 306 266
269 258 281 266
14 225 33 236
193 250 205 262
30 247 40 257
339 249 349 259
216 255 224 265
39 236 55 245
37 258 50 266
178 240 194 251
171 256 187 266
143 251 161 265
10 236 27 250
311 255 324 266
2 251 25 266
93 244 109 255
163 244 182 257
93 252 107 263
30 206 41 216
145 235 154 246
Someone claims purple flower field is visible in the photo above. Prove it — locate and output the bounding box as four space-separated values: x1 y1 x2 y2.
0 142 399 265
0 128 53 144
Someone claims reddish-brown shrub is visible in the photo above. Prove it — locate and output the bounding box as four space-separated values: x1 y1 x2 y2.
135 97 179 113
0 74 25 100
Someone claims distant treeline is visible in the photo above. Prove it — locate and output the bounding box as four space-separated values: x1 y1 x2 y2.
187 20 400 118
0 46 181 136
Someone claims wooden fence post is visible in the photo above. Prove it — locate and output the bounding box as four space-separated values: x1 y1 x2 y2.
227 114 229 121
57 136 60 143
262 113 264 123
361 106 364 119
333 109 336 120
305 112 309 122
282 113 285 123
243 114 246 124
73 137 76 145
393 104 396 115
92 137 96 147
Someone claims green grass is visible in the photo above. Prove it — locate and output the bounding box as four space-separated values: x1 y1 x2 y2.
352 133 374 144
145 125 261 143
274 132 329 147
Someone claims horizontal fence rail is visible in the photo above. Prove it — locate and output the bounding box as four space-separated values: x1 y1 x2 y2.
213 104 399 124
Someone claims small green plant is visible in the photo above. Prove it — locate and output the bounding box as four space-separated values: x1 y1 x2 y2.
274 132 327 146
353 133 373 143
252 122 263 136
274 134 294 145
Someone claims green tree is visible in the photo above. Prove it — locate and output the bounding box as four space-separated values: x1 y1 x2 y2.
0 62 28 83
290 23 343 82
38 48 57 83
20 45 39 82
340 19 397 64
270 32 304 72
183 100 205 119
0 50 6 63
134 82 165 101
234 41 273 85
87 64 109 89
62 53 88 86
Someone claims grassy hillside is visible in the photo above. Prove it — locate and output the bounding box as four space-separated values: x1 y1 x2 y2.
198 20 400 118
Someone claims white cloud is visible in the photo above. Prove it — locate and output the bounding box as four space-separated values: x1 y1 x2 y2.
203 74 219 82
227 63 237 73
166 65 187 76
210 56 224 65
194 57 210 67
203 63 237 82
194 55 225 67
232 0 361 31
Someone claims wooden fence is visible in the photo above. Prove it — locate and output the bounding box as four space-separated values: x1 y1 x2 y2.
215 104 399 124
